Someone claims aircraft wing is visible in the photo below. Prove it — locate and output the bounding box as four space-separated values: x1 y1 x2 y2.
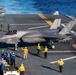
0 38 20 44
21 30 68 43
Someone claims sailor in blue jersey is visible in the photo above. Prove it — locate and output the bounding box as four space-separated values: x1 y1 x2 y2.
1 64 6 75
9 52 12 65
1 64 6 70
11 53 16 66
1 50 7 59
0 59 2 75
0 56 2 59
0 59 2 66
1 50 5 58
5 53 10 65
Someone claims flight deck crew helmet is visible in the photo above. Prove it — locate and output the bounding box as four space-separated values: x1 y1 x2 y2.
60 58 63 61
13 52 15 54
25 47 27 48
21 63 23 66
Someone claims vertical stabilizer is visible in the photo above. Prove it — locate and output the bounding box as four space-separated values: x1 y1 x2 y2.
50 19 61 29
59 20 76 34
53 11 59 15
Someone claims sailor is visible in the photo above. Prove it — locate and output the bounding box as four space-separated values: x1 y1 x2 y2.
0 55 2 59
19 63 25 75
0 59 3 75
11 52 16 66
37 43 41 55
7 24 10 31
9 52 12 65
5 62 10 67
5 53 10 65
43 46 48 59
1 50 5 58
0 59 2 66
58 58 64 73
15 43 18 51
1 58 6 65
21 47 28 59
1 62 10 75
1 50 7 59
1 58 6 71
1 64 6 71
1 24 3 31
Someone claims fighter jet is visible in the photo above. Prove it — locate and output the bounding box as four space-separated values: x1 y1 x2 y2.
21 19 76 48
0 19 76 49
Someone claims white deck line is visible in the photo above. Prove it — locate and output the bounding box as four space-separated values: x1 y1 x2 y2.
42 51 76 53
28 26 49 29
50 56 76 64
10 23 48 25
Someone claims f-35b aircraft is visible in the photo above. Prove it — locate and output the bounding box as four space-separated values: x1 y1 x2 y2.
0 19 76 49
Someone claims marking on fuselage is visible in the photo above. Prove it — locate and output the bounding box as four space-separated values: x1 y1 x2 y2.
38 14 52 26
50 56 76 64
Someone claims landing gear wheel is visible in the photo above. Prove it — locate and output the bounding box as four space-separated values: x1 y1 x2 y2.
51 44 55 49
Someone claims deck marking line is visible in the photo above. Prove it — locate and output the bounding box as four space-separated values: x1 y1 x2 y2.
42 51 76 53
50 56 76 64
38 14 52 26
10 23 48 25
28 26 49 29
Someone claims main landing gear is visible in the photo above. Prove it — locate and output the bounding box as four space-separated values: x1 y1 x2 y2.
48 41 55 49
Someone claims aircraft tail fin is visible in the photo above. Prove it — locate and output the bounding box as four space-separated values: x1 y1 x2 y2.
59 20 76 34
53 11 59 15
50 19 61 29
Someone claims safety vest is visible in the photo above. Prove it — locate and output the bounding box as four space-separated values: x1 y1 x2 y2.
37 45 41 50
24 49 28 54
5 63 10 67
58 60 64 66
21 48 28 54
44 47 48 52
19 65 25 71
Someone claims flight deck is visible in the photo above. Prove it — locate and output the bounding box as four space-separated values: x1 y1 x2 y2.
0 14 76 75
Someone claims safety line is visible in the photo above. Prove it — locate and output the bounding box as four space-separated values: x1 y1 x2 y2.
38 14 52 26
50 56 76 64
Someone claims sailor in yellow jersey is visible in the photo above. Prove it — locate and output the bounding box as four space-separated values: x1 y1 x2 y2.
43 46 48 59
19 63 25 75
37 43 41 55
5 62 10 67
21 47 28 59
58 58 64 73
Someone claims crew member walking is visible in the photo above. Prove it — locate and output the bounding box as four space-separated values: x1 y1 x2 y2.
19 63 25 75
37 43 41 55
43 46 48 59
58 58 64 73
21 47 28 59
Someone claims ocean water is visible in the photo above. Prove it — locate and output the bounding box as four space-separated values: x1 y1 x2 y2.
0 0 76 16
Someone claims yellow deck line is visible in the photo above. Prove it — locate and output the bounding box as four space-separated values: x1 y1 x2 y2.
72 44 76 49
69 40 76 49
38 14 52 26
